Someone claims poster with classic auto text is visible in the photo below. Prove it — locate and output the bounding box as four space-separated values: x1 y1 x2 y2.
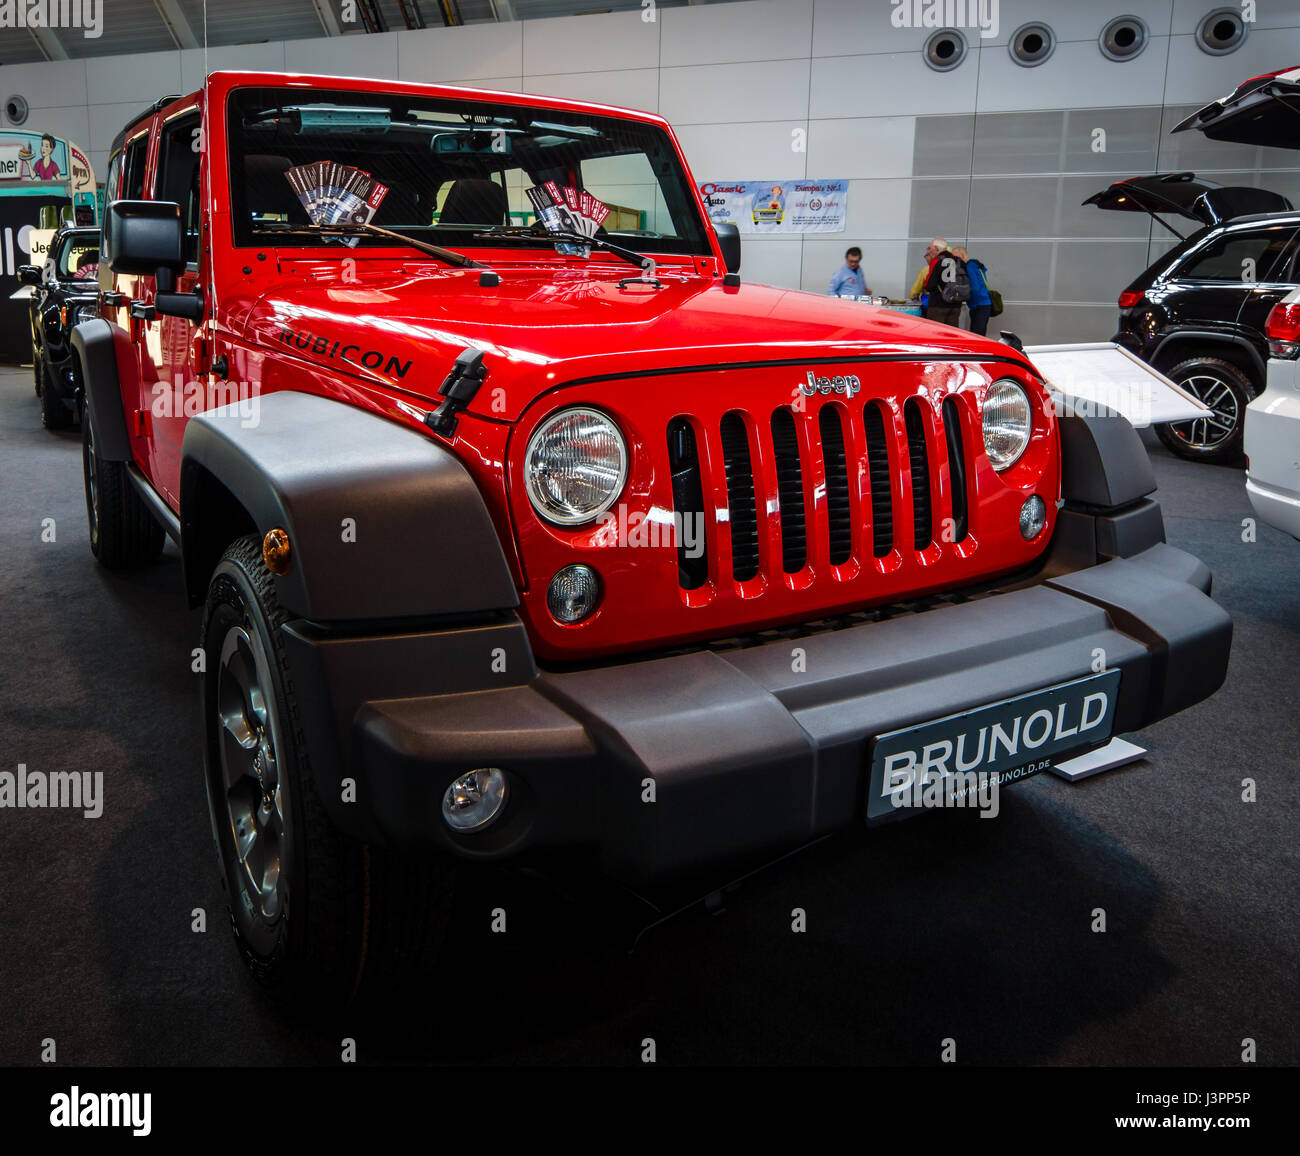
697 179 848 234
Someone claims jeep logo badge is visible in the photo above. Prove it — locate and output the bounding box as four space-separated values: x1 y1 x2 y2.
799 371 860 398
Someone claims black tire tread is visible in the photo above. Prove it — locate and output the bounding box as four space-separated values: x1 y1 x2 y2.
39 361 72 429
205 535 454 1014
1155 356 1252 465
82 406 165 569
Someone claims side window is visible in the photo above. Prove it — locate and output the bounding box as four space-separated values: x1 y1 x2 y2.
103 151 122 203
157 111 202 265
122 134 149 200
1180 226 1298 282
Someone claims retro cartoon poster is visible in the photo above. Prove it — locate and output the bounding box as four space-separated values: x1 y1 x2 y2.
698 179 848 234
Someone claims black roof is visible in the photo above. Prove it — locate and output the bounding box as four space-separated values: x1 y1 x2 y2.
107 93 181 156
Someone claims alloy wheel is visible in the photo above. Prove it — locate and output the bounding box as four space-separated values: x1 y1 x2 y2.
216 624 289 923
1167 373 1240 449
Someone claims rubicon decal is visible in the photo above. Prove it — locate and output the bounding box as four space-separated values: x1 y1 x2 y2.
278 326 412 379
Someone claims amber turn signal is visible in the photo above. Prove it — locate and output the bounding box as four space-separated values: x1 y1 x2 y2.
262 528 292 575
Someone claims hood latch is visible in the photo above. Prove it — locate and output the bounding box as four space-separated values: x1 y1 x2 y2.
425 347 488 437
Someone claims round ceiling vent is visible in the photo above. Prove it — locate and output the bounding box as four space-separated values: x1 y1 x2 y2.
1009 22 1056 67
1196 7 1248 55
924 28 968 73
4 94 29 126
1099 15 1149 61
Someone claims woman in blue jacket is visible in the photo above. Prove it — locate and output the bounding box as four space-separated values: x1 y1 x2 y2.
953 246 991 335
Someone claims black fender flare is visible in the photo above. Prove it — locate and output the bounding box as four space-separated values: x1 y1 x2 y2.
180 391 518 620
1057 405 1157 510
1150 329 1266 387
70 318 132 461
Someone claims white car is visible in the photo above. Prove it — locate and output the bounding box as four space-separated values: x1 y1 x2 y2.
1245 291 1300 540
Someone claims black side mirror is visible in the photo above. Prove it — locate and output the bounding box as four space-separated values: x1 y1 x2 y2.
715 223 741 274
104 199 185 278
17 264 41 286
105 199 203 322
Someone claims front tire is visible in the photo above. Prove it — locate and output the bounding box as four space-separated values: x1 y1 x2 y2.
81 404 164 567
40 361 72 430
1155 356 1253 464
201 535 454 1012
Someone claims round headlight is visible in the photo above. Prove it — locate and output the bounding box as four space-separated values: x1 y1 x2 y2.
982 379 1032 470
73 302 97 325
524 407 627 525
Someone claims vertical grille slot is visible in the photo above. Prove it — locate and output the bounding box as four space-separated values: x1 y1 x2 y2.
904 400 932 550
819 406 853 565
720 412 760 581
770 408 806 573
864 402 893 557
667 417 708 590
942 396 969 544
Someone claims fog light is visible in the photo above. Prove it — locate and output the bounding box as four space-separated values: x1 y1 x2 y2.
547 563 600 624
1020 495 1047 540
441 768 507 832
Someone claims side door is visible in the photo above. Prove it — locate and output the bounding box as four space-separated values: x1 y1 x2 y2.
1235 224 1300 344
1168 222 1300 337
104 128 154 471
138 104 204 506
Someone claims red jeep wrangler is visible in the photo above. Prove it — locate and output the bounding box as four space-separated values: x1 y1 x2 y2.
73 72 1231 1009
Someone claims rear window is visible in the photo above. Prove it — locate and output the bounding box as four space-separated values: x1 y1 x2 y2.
1178 224 1299 281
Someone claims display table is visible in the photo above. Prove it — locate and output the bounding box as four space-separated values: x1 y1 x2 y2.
835 295 923 316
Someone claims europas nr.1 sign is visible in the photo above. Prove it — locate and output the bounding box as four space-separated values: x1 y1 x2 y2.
699 180 848 234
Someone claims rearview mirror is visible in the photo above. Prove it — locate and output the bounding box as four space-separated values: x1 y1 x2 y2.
17 265 41 286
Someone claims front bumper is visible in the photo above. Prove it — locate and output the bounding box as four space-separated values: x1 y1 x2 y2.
1245 358 1300 540
282 529 1231 887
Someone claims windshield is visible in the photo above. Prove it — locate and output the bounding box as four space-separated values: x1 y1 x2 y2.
227 86 710 257
56 233 98 279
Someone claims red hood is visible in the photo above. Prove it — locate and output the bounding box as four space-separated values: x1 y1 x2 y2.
238 257 1034 421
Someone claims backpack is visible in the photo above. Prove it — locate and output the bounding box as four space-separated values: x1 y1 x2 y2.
937 254 971 304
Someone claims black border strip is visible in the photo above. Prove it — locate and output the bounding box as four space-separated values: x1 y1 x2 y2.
560 351 1040 388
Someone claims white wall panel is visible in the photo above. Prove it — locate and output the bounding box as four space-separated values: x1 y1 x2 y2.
736 237 805 290
85 51 181 106
676 122 811 181
282 31 400 80
522 13 659 76
0 59 88 110
807 116 916 180
397 22 523 84
973 40 1173 111
661 0 814 67
179 42 288 93
660 59 811 126
810 52 980 119
523 69 660 114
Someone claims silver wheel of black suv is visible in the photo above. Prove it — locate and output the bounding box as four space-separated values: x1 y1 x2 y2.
201 534 456 1013
1155 356 1253 464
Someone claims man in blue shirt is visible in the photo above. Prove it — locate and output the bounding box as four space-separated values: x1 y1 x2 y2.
827 246 869 297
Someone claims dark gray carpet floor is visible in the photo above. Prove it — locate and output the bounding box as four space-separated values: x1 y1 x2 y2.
1 365 1295 1066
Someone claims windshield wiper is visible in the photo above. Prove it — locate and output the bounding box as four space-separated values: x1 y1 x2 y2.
258 220 480 268
472 224 657 279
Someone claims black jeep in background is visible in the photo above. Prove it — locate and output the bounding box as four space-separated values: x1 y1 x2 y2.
20 224 100 430
1086 172 1299 463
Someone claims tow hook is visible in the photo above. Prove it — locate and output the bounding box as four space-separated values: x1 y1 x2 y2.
424 347 488 437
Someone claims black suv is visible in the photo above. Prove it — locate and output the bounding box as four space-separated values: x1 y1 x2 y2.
1086 173 1298 463
19 225 100 430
